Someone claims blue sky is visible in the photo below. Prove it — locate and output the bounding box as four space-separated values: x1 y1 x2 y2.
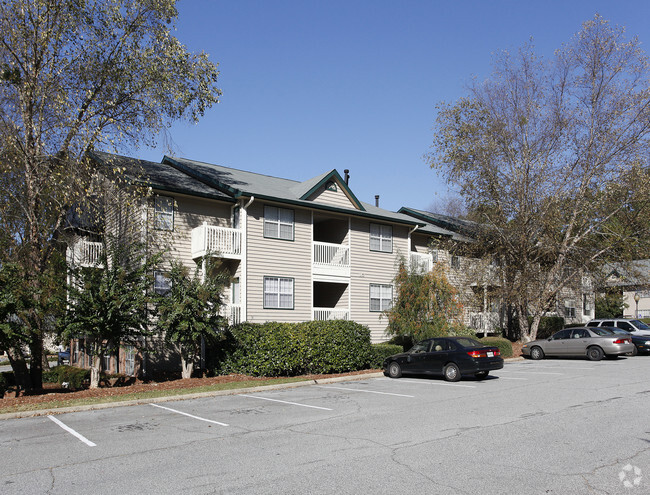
133 0 650 213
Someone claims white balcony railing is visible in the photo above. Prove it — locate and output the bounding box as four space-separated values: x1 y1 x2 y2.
313 308 350 321
228 304 242 325
191 223 242 259
68 240 103 267
313 241 350 278
410 252 433 274
469 311 501 335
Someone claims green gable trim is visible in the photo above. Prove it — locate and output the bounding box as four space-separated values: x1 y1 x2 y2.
298 170 365 211
398 207 464 233
163 156 241 198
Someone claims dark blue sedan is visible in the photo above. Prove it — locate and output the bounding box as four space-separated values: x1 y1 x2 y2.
383 336 504 382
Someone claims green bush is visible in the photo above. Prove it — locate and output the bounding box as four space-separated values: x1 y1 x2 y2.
531 316 565 339
371 343 403 368
216 320 373 377
45 365 89 389
480 337 513 358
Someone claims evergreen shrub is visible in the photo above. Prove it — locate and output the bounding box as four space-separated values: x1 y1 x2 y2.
479 337 513 358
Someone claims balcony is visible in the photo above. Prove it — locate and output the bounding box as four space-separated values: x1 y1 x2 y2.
469 311 501 335
410 252 433 274
313 307 349 321
313 241 350 279
191 223 242 259
226 304 242 325
68 240 103 268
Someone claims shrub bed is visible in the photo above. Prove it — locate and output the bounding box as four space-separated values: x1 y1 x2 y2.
217 320 373 377
370 343 403 369
43 365 89 390
480 337 513 358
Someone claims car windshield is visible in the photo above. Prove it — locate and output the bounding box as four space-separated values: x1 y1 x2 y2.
630 320 650 330
590 327 614 336
454 337 482 348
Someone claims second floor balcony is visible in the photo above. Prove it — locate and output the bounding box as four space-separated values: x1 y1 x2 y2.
410 252 433 274
191 223 242 260
68 239 103 268
313 241 350 279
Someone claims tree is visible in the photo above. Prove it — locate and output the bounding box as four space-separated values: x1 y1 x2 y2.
62 238 161 388
428 15 650 341
595 292 626 318
156 260 228 379
385 260 466 342
0 0 221 388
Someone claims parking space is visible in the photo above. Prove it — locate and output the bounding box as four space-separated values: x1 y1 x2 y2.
2 355 650 493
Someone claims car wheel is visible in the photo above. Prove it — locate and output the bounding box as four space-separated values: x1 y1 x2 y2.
388 361 402 378
587 346 604 361
475 371 489 380
530 346 544 360
443 363 461 382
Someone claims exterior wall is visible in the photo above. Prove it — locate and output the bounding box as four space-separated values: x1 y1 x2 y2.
245 201 313 323
623 289 650 318
349 218 409 342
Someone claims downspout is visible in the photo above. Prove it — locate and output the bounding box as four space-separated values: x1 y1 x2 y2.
408 225 418 270
241 196 254 324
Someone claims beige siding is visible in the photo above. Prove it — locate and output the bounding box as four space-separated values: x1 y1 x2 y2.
245 201 312 322
147 191 234 272
349 218 409 342
309 182 358 209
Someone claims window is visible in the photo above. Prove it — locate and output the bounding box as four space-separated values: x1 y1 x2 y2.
153 195 174 231
370 224 392 252
431 249 438 263
583 293 591 315
564 300 576 319
550 329 572 340
264 276 294 309
264 206 294 240
102 354 111 372
370 284 393 312
124 346 135 376
451 255 461 269
325 180 337 192
154 271 171 296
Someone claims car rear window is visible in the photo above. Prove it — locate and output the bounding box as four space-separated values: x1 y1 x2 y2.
590 327 613 336
455 338 482 348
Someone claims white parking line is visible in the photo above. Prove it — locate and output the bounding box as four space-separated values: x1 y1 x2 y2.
316 385 414 397
149 403 229 426
48 415 96 447
499 370 563 375
400 379 476 388
241 395 333 411
497 376 528 380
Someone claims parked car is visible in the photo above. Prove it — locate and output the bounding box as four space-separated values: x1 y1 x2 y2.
57 348 70 366
587 318 650 337
522 327 635 361
593 326 650 356
383 336 504 382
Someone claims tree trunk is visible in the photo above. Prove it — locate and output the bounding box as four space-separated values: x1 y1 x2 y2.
28 335 43 389
180 355 193 379
517 303 532 342
7 347 32 392
90 353 102 389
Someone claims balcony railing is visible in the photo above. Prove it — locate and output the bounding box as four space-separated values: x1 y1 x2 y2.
469 311 501 335
410 252 433 274
313 241 350 278
68 240 103 268
191 223 242 259
313 308 349 321
228 304 242 325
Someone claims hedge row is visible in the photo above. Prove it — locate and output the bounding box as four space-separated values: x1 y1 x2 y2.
216 320 373 376
479 337 513 358
43 365 90 390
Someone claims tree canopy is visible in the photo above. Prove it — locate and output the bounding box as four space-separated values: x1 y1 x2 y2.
0 0 221 387
428 15 650 341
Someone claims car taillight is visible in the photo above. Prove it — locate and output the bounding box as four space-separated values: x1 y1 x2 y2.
613 338 631 344
467 349 500 358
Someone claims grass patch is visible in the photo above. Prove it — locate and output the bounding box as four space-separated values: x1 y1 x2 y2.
0 376 309 414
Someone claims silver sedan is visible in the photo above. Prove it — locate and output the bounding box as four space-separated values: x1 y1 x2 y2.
522 327 635 361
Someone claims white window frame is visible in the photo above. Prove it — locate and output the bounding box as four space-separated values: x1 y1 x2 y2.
264 276 294 309
264 206 294 240
451 255 461 269
370 223 392 253
154 271 172 296
124 345 135 376
565 299 576 319
153 195 174 231
370 283 393 312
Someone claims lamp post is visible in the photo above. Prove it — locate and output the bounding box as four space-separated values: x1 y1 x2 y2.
634 292 640 318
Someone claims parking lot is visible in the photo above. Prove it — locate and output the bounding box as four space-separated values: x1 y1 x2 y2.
2 357 649 494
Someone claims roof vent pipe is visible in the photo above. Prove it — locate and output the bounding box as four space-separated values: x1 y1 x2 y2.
375 195 380 207
344 169 350 185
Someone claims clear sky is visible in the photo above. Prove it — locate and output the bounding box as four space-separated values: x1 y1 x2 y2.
132 0 650 213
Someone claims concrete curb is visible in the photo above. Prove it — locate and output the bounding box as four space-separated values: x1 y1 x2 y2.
0 372 386 421
1 357 524 420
